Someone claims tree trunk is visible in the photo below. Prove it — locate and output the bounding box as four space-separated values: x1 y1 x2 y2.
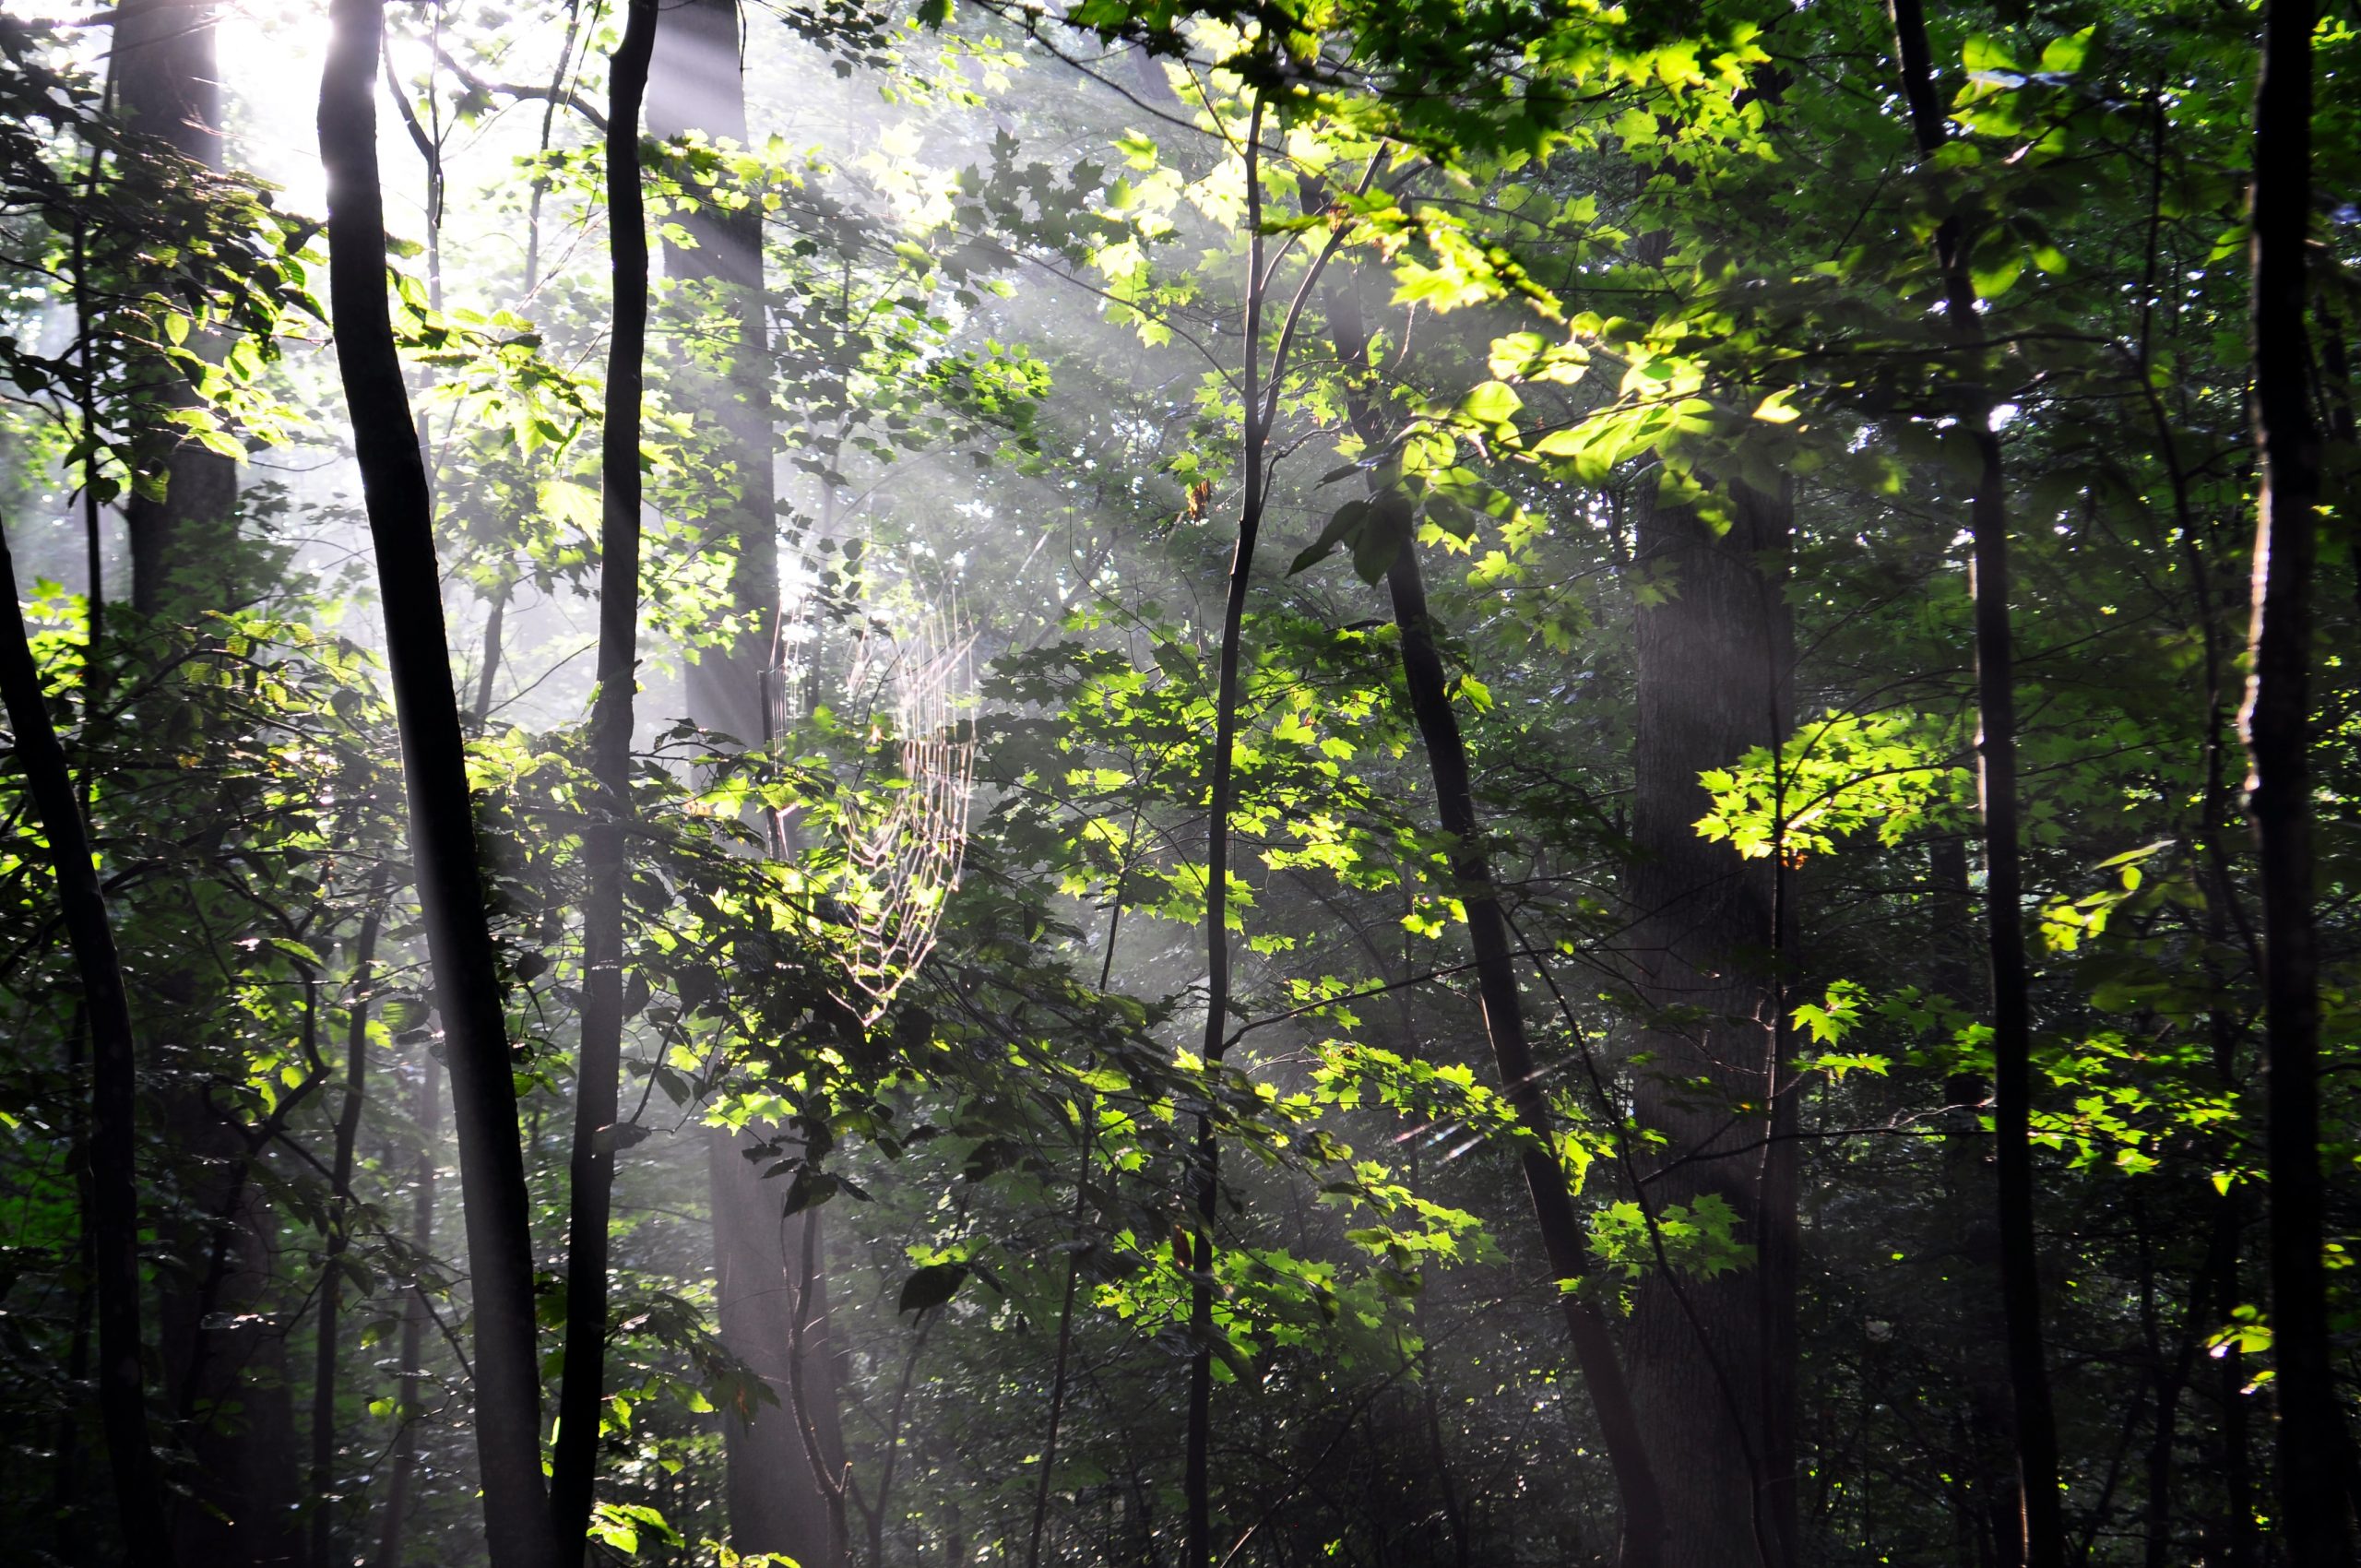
1387 539 1671 1568
1933 837 2020 1564
647 0 777 751
1186 100 1272 1568
372 1039 442 1568
1885 4 2067 1561
0 515 175 1564
311 877 387 1568
644 7 848 1560
316 6 556 1562
550 5 659 1554
2243 3 2355 1562
113 0 240 620
706 1130 846 1568
1622 475 1794 1568
1320 267 1669 1566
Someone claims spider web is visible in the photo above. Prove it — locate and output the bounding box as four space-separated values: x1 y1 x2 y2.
832 603 975 1022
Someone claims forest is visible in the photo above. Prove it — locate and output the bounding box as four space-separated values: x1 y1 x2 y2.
0 0 2354 1564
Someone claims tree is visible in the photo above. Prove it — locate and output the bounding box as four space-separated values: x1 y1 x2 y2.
317 4 557 1562
1884 3 2066 1560
2242 1 2354 1562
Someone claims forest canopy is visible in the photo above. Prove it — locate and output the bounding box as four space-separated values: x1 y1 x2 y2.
0 0 2354 1566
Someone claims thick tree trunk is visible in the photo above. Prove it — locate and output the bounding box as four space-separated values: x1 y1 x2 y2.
645 7 846 1560
1885 4 2067 1561
118 11 303 1550
113 0 240 619
707 1131 846 1568
1933 837 2020 1564
316 6 556 1563
647 0 777 748
550 6 658 1554
1622 477 1794 1568
2243 3 2355 1562
0 517 175 1564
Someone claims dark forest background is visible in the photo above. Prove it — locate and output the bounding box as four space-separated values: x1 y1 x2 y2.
0 1 2354 1565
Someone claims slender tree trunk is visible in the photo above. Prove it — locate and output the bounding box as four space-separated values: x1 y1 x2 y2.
1027 1110 1095 1568
311 875 387 1568
0 514 175 1564
1389 534 1671 1568
373 1038 441 1568
550 5 658 1555
1885 5 2066 1562
1186 99 1271 1568
1319 270 1668 1567
2243 3 2355 1562
317 6 555 1562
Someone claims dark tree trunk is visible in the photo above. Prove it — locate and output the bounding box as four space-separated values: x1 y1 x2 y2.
113 0 240 619
2243 3 2355 1562
1622 476 1794 1568
1885 4 2067 1561
1933 837 2020 1564
1386 540 1670 1568
550 4 658 1554
0 517 175 1564
1320 267 1668 1567
1186 101 1273 1568
316 5 555 1563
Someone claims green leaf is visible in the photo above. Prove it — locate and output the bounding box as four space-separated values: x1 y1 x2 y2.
1457 380 1522 425
1351 492 1417 586
898 1262 968 1313
1289 499 1370 576
2038 27 2094 75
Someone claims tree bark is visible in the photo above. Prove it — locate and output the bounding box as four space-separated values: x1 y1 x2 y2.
1186 99 1271 1568
1933 837 2019 1564
0 514 175 1564
2242 3 2355 1562
1387 540 1670 1568
316 5 556 1562
113 0 240 619
1885 3 2067 1561
551 3 659 1554
644 7 848 1559
1621 475 1792 1568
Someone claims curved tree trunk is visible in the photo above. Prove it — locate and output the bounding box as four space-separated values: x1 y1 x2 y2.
1321 269 1668 1567
0 515 176 1565
317 6 555 1562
